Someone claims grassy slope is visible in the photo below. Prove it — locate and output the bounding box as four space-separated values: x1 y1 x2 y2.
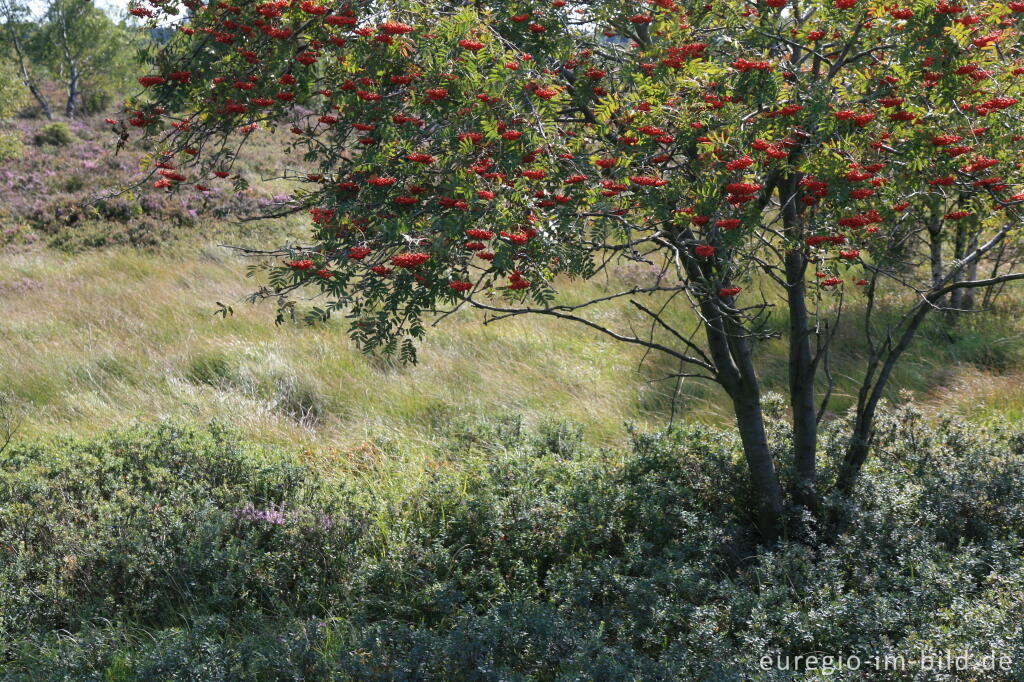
0 246 650 449
2 240 1022 452
1 115 1022 450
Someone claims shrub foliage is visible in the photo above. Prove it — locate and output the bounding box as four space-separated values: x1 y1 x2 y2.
2 410 1023 679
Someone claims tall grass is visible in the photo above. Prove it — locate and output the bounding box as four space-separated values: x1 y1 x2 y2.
0 247 656 449
3 114 1020 449
2 239 1022 450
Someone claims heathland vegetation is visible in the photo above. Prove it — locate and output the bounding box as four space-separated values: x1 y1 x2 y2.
2 0 1024 679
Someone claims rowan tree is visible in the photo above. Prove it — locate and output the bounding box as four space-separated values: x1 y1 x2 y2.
123 0 1024 539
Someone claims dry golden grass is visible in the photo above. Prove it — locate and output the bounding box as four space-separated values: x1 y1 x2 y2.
924 368 1024 423
0 246 665 450
2 241 1022 451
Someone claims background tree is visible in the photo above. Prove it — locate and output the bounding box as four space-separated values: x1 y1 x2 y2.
0 0 52 119
30 0 141 118
125 0 1024 540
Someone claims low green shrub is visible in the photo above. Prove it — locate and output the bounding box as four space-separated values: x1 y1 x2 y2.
0 132 24 163
32 122 75 147
1 409 1023 680
0 60 28 119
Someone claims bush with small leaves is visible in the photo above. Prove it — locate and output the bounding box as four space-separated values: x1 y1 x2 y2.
32 122 75 147
0 132 24 163
1 411 1023 679
0 60 28 120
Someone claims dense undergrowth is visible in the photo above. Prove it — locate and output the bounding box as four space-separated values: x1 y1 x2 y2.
2 403 1023 680
3 108 1024 681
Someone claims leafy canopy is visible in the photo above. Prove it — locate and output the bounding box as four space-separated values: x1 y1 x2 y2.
126 0 1024 360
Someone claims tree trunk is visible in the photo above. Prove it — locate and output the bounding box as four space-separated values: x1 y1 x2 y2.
21 61 53 120
835 403 876 493
675 220 786 541
720 303 786 540
778 174 819 513
927 217 943 288
784 250 819 512
732 388 786 540
2 10 53 120
949 223 969 312
700 307 786 540
837 304 931 493
698 290 785 540
65 66 78 119
57 4 78 120
959 234 980 310
838 220 1023 493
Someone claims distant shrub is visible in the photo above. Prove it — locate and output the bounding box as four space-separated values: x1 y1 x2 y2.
435 410 526 455
78 89 116 116
59 173 87 193
32 122 75 147
532 416 586 457
93 196 141 223
186 350 239 387
43 219 179 253
0 116 309 253
0 132 24 163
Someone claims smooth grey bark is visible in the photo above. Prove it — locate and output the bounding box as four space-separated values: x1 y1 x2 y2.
954 233 980 311
64 63 78 119
927 215 943 288
949 222 970 311
710 293 785 540
55 0 78 119
961 264 979 309
836 303 929 493
731 388 785 540
837 254 1024 492
677 220 785 540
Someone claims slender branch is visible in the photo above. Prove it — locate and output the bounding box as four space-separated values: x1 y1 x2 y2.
630 299 716 372
467 299 714 370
